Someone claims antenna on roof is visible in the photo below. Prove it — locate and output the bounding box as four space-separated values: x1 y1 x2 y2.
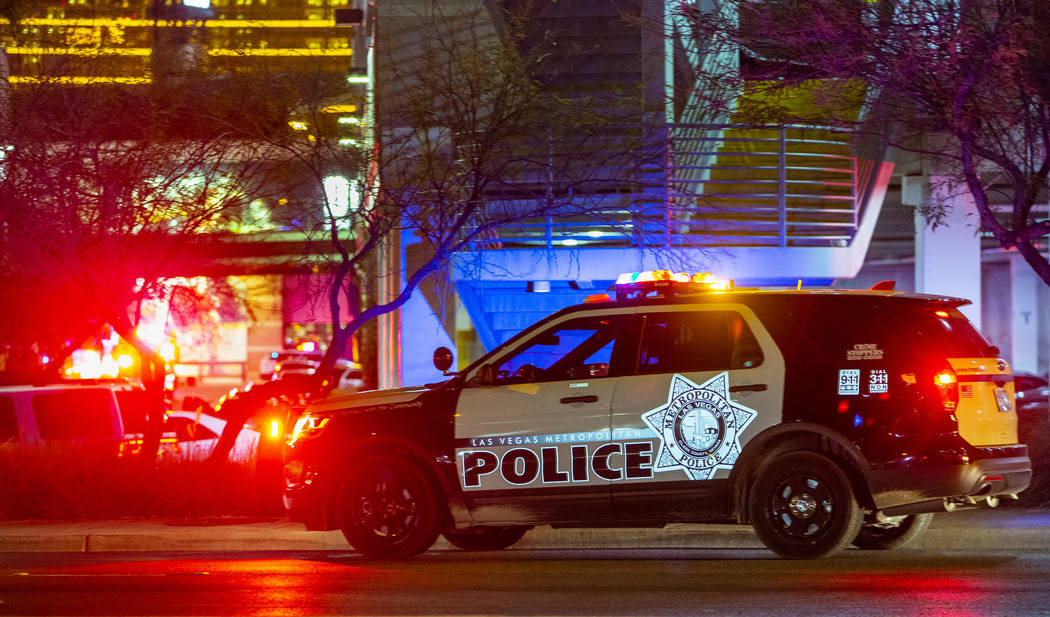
870 280 896 291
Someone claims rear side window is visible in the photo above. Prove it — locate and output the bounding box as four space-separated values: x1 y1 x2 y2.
32 390 116 440
907 308 993 357
636 311 763 374
0 397 17 443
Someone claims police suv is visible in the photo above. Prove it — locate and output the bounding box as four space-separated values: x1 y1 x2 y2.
283 272 1031 559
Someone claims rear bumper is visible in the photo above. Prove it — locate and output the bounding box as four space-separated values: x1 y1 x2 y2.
865 444 1031 512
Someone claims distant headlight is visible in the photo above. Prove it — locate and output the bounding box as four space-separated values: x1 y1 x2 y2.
289 413 330 446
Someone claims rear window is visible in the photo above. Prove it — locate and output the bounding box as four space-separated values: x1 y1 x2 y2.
907 308 992 358
0 396 17 443
32 390 116 440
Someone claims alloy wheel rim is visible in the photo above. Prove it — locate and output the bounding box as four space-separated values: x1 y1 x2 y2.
770 474 835 538
356 472 418 538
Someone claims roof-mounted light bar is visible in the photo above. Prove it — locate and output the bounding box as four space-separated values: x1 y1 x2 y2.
613 270 731 300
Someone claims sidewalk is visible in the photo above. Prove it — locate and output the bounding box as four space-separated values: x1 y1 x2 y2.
2 507 1049 553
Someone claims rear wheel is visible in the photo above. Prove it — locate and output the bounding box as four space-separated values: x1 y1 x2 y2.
338 456 443 558
852 513 933 550
443 526 529 551
749 451 863 559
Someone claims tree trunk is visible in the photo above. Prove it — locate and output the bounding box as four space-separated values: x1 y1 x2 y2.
112 320 168 463
1015 238 1050 287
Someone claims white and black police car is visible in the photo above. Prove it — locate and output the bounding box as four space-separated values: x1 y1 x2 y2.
283 271 1031 559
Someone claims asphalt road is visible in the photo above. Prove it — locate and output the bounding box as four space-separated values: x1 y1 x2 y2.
2 547 1050 617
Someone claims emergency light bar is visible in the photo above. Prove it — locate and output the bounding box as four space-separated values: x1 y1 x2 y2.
612 270 730 300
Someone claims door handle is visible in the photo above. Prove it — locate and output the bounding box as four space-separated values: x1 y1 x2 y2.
729 383 768 393
560 395 599 404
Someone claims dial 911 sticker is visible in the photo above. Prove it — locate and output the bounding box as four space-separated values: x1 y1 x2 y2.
838 369 860 395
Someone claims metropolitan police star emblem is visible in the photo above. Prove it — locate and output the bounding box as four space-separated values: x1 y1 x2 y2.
641 372 757 480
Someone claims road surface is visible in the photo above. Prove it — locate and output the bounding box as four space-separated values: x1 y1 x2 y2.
1 547 1048 616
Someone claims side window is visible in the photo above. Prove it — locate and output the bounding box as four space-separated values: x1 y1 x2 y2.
32 390 115 440
0 397 17 443
114 388 148 434
637 311 763 374
492 315 628 384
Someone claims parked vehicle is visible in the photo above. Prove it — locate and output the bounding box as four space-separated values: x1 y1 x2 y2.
284 271 1031 559
165 410 260 464
259 349 323 380
274 358 365 393
0 379 166 454
1014 371 1048 422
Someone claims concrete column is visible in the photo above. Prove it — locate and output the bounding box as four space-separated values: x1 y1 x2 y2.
906 175 982 329
1009 253 1040 373
245 275 284 382
377 231 401 389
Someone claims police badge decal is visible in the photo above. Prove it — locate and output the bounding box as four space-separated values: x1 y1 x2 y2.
641 372 756 480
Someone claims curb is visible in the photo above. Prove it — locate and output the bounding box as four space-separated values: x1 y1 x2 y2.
2 508 1049 553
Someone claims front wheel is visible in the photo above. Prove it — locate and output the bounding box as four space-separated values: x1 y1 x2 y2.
749 451 863 559
443 526 529 551
338 456 444 558
852 513 933 550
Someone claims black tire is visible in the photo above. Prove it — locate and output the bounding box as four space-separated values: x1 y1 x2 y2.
442 526 529 551
852 513 933 550
749 451 863 559
338 456 444 558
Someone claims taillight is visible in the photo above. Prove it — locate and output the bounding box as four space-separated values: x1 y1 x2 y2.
268 419 282 439
934 367 959 412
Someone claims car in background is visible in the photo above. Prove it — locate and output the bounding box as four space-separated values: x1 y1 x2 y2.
1014 373 1049 462
165 410 260 464
0 379 167 454
273 358 365 393
1015 372 1048 416
1014 372 1048 424
259 349 323 380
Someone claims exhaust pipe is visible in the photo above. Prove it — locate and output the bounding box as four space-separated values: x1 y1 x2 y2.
943 494 1001 511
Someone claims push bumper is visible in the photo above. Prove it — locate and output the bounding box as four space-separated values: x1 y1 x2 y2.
865 443 1031 513
282 459 332 531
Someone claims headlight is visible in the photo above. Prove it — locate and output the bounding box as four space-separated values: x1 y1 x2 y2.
288 413 330 446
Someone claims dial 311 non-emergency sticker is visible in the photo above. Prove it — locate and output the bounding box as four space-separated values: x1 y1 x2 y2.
869 369 889 394
838 369 860 395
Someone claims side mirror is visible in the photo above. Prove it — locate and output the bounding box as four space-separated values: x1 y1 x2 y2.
535 333 560 346
433 346 454 372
